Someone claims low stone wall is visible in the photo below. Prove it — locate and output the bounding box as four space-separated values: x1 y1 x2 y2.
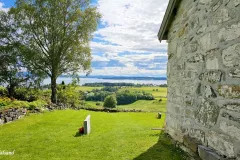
79 107 143 113
0 108 27 125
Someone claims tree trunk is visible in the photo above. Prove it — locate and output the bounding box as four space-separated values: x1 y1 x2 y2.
7 84 15 98
51 75 57 103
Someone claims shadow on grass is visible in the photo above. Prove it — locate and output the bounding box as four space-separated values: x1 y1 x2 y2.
74 131 83 137
133 132 189 160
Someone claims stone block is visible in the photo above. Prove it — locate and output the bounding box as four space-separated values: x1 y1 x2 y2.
218 85 240 98
198 145 221 160
221 112 240 123
199 71 222 83
218 22 240 41
225 104 240 113
219 121 240 141
196 100 220 128
206 57 219 70
212 8 230 25
0 119 4 125
235 0 240 6
205 86 217 98
207 131 235 158
4 117 12 123
229 69 240 78
183 135 199 153
222 43 240 67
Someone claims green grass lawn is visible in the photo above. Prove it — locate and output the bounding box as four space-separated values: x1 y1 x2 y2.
119 87 167 98
117 98 167 112
0 110 188 160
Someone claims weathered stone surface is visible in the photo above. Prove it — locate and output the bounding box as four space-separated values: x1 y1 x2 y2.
218 85 240 98
219 121 240 141
5 117 12 123
0 119 3 125
198 145 221 160
206 57 219 69
235 0 240 6
187 54 204 63
218 22 240 41
199 71 222 83
205 86 217 98
183 135 199 153
229 69 240 78
225 104 240 113
222 43 240 67
212 8 231 25
207 131 235 157
221 112 240 123
164 0 240 157
196 100 219 127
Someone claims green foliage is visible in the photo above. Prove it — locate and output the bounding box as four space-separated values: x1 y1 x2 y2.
103 95 117 108
14 88 39 102
0 87 8 96
0 97 12 108
0 98 47 110
116 92 137 105
85 91 112 101
57 85 82 107
10 0 101 103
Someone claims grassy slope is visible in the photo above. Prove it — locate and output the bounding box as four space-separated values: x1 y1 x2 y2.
0 110 187 160
82 87 168 112
117 98 167 112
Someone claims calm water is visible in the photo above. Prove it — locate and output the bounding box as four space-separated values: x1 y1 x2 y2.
43 77 167 85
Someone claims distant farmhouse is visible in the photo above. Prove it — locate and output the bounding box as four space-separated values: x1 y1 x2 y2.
158 0 240 159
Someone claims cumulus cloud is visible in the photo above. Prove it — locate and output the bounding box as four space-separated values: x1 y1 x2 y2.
0 2 9 12
90 0 169 76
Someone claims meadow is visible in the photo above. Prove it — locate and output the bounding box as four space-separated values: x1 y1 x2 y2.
0 86 190 160
82 86 167 112
0 110 188 160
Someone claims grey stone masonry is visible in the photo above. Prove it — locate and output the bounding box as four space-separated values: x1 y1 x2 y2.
165 0 240 159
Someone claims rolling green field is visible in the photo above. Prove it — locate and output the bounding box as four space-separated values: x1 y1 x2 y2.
0 110 187 160
81 86 167 112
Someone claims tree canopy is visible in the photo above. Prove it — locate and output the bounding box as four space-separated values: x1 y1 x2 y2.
10 0 101 103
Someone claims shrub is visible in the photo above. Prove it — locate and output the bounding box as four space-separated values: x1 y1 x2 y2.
96 102 101 106
0 97 12 109
14 88 39 102
57 85 82 107
0 87 8 97
103 95 117 108
116 92 137 105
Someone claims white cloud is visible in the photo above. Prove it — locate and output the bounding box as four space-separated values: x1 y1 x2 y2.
0 2 9 12
90 0 169 76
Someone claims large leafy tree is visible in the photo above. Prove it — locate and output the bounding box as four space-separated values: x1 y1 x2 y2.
0 11 43 97
10 0 101 103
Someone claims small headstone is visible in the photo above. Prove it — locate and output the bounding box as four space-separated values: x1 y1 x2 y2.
84 115 91 135
157 112 162 119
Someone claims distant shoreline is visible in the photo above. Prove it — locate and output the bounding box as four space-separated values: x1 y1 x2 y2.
59 75 167 81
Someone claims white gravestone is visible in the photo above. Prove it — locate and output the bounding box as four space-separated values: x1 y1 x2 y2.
84 115 91 135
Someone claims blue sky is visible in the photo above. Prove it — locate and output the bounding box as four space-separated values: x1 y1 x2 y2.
0 0 169 77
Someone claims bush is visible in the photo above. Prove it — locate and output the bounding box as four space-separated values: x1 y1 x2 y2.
0 99 47 110
116 92 137 105
57 85 82 107
0 87 8 97
103 95 117 108
14 88 39 102
0 97 12 109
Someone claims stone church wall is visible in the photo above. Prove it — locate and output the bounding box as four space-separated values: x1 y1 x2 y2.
166 0 240 158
